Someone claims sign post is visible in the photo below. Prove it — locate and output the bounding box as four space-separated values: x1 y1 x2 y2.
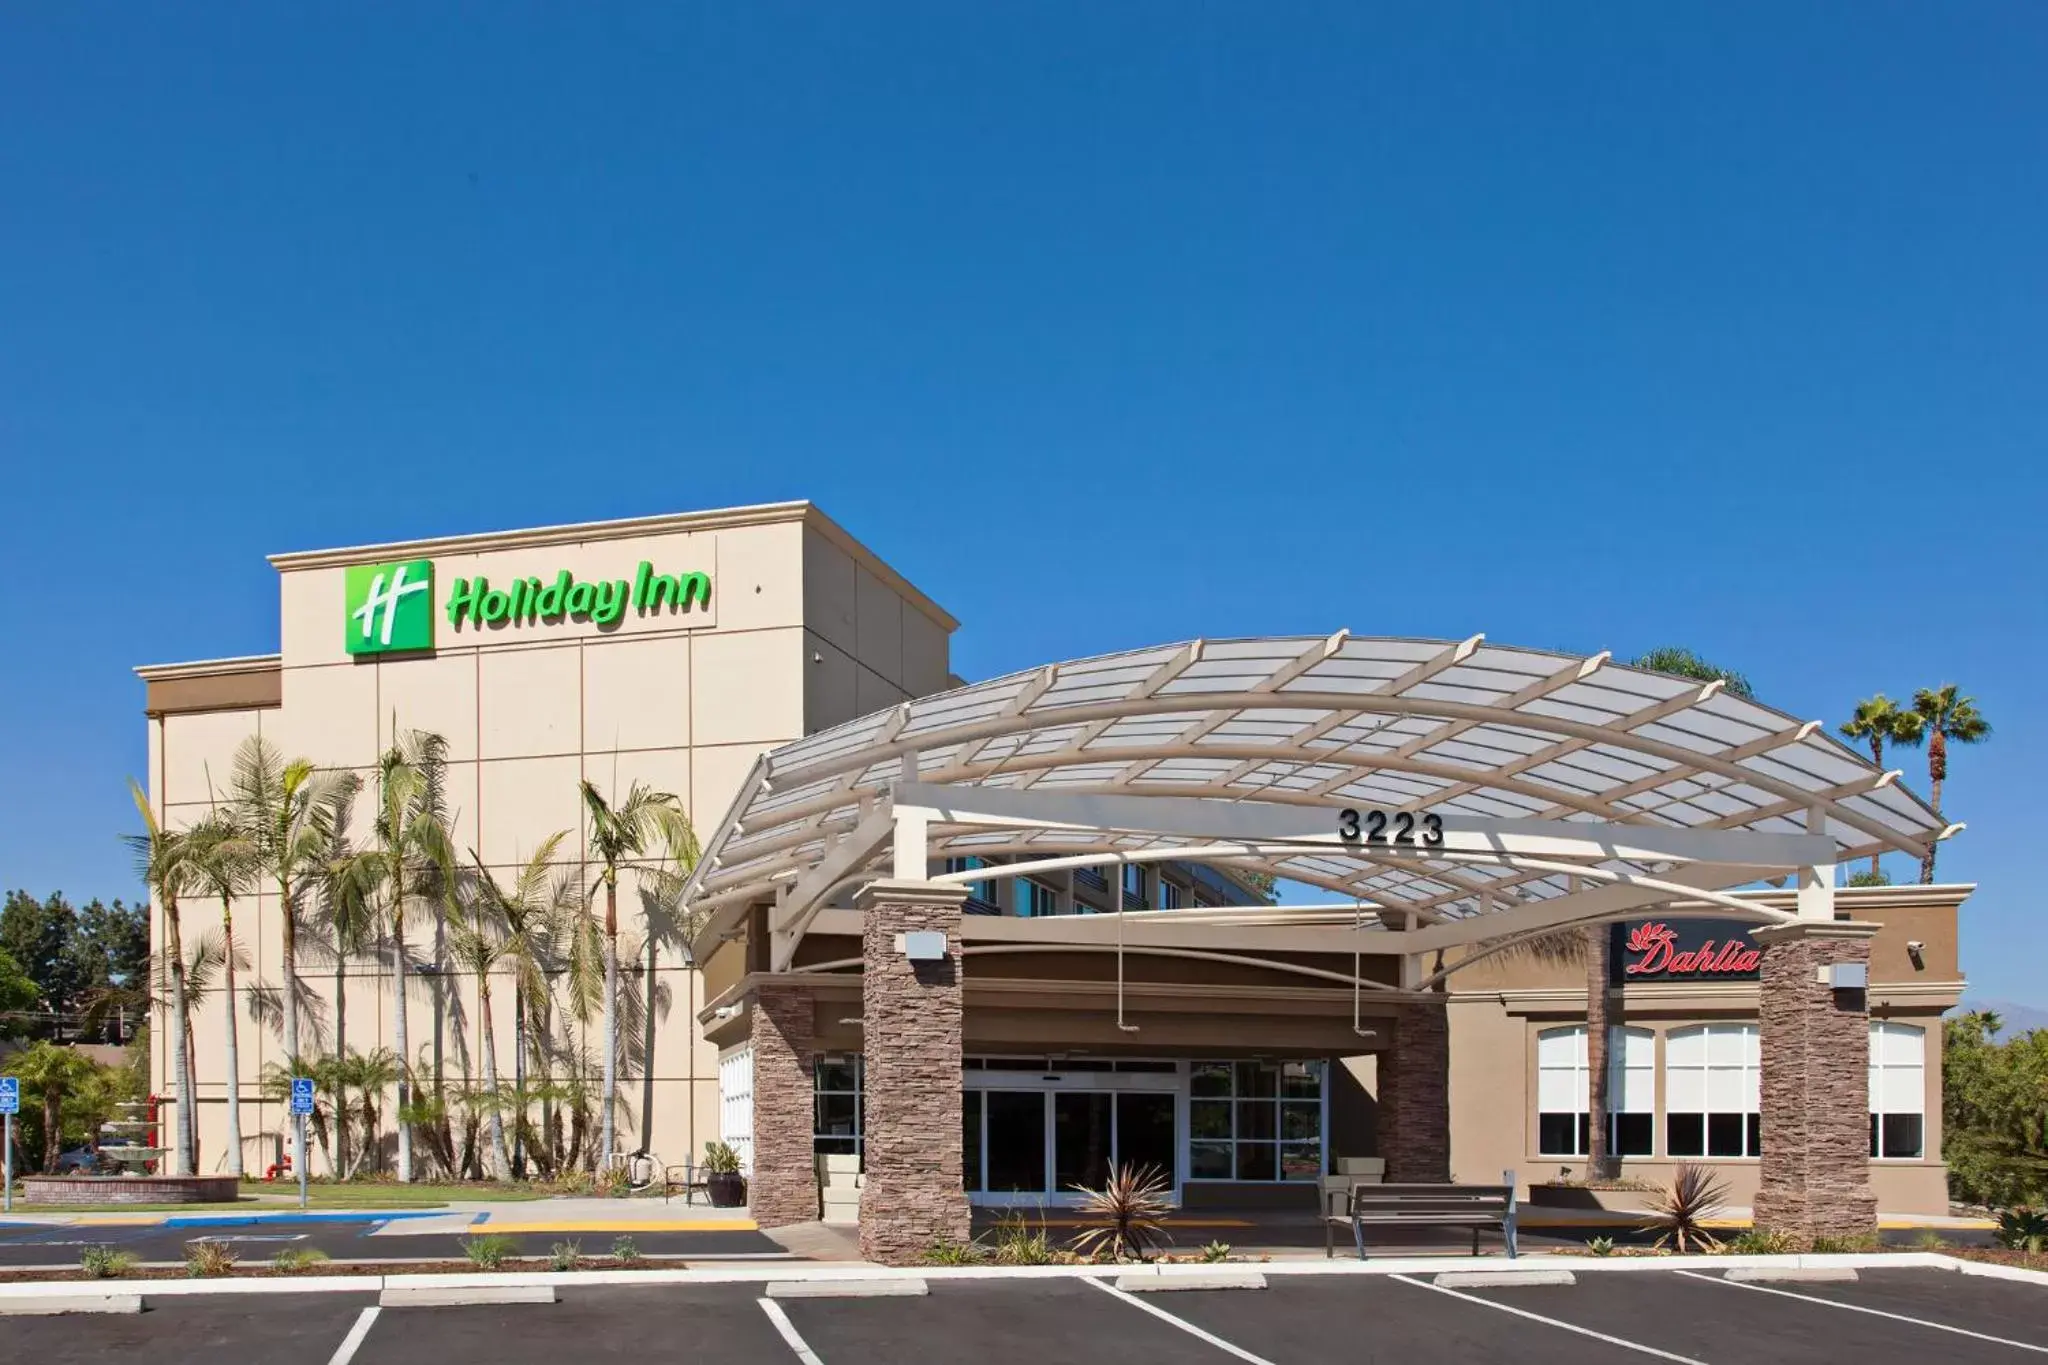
0 1076 19 1214
289 1078 314 1211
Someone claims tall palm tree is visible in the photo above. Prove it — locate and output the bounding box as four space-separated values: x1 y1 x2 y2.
304 778 368 1176
633 820 702 1152
1838 695 1925 880
458 834 574 1180
578 779 686 1165
1899 685 1992 883
186 811 258 1176
342 728 455 1181
125 780 200 1175
224 736 353 1067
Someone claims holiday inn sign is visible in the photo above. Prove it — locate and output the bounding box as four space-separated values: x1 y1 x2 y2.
345 558 711 655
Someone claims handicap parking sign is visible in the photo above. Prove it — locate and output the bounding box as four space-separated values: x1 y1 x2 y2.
0 1077 17 1115
290 1077 315 1116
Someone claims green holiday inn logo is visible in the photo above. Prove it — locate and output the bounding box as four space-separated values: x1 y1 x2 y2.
343 556 710 654
345 559 436 655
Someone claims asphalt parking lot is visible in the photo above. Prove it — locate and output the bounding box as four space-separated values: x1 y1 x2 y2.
7 1267 2044 1365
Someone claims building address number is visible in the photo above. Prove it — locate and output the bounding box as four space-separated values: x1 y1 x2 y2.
1337 808 1445 846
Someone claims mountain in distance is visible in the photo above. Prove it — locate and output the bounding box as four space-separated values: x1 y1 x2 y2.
1953 997 2048 1036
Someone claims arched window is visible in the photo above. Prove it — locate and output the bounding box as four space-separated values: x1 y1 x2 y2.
1666 1024 1760 1157
1536 1025 1654 1157
1870 1023 1926 1159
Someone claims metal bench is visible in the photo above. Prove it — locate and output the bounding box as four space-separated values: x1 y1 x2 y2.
1326 1170 1518 1260
663 1160 707 1205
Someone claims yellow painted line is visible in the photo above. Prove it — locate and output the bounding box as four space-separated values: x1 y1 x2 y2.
471 1219 759 1234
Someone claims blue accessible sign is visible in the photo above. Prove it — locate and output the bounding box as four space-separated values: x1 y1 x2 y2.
290 1077 315 1116
0 1077 17 1115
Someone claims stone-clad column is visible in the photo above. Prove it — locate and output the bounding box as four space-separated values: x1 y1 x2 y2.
857 879 971 1265
747 981 819 1230
1381 1002 1451 1183
1752 921 1878 1241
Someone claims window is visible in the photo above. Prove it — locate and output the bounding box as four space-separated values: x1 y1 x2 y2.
1017 879 1062 917
1157 878 1187 910
1188 1059 1323 1182
1870 1022 1926 1159
1122 864 1145 905
1666 1024 1760 1157
943 856 995 906
1535 1026 1653 1158
814 1053 862 1157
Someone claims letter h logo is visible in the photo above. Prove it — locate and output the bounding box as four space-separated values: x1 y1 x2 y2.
344 559 436 655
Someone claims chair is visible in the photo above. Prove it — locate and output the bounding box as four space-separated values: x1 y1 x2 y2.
663 1160 707 1205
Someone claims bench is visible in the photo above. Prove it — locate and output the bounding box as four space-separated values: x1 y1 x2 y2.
1326 1171 1518 1260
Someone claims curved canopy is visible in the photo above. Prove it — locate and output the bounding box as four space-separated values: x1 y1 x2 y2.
686 634 1949 951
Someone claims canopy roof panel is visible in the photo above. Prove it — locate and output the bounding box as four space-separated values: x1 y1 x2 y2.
689 634 1948 928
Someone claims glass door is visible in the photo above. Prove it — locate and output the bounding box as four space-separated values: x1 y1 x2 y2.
1117 1092 1176 1182
1053 1093 1112 1191
982 1091 1048 1194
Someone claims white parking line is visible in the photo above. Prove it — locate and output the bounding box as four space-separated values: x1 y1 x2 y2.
1388 1274 1708 1365
325 1306 380 1365
758 1296 827 1365
1084 1276 1279 1365
1676 1269 2048 1355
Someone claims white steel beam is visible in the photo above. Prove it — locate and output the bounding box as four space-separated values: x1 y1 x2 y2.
1010 642 1205 792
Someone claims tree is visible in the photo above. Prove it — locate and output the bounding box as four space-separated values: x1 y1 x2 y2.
186 811 258 1177
579 779 687 1166
1944 1011 2048 1207
456 835 573 1179
1629 648 1754 699
0 944 38 1038
125 780 203 1176
0 891 81 1039
1896 685 1991 884
633 818 701 1152
304 776 367 1175
225 735 354 1069
1837 694 1925 880
72 898 150 1043
341 728 455 1181
13 1042 99 1172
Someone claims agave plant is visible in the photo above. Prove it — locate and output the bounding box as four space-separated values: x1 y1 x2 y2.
1647 1163 1728 1253
1068 1163 1173 1263
1996 1206 2048 1254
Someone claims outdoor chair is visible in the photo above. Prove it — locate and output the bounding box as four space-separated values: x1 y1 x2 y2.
1326 1170 1518 1260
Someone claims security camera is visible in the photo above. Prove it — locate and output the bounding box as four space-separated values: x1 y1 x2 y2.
713 1004 742 1020
1906 940 1925 953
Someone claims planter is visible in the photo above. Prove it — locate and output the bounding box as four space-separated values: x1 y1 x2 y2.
19 1174 241 1206
1527 1182 1660 1213
706 1172 747 1208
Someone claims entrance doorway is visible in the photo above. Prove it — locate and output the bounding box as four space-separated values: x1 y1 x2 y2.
963 1060 1181 1206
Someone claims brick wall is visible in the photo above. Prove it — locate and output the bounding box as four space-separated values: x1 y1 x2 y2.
1383 1001 1451 1182
1753 924 1878 1240
747 981 820 1229
857 880 972 1265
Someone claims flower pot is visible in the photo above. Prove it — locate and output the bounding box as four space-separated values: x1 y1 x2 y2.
707 1172 747 1208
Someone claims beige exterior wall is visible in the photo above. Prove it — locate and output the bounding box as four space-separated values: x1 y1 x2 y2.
1444 889 1966 1214
140 502 952 1177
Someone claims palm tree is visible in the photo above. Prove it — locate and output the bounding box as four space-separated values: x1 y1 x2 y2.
125 780 200 1175
1838 695 1925 880
186 812 258 1176
342 728 455 1182
333 1047 400 1177
304 778 368 1176
1898 685 1992 883
457 834 574 1179
1630 648 1754 699
14 1042 100 1172
224 736 353 1067
633 819 702 1152
578 779 686 1165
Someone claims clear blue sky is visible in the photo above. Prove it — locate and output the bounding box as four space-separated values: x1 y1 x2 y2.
3 6 2042 999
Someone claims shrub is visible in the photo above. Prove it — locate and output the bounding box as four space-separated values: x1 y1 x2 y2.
701 1140 743 1175
1726 1229 1798 1255
185 1239 238 1278
1069 1163 1173 1263
988 1211 1063 1266
272 1247 331 1275
1912 1230 1952 1251
462 1233 519 1269
1996 1207 2048 1254
80 1244 137 1279
1646 1164 1727 1255
1200 1240 1232 1264
1585 1236 1615 1257
921 1238 987 1266
611 1235 642 1265
601 1165 632 1199
548 1240 583 1272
